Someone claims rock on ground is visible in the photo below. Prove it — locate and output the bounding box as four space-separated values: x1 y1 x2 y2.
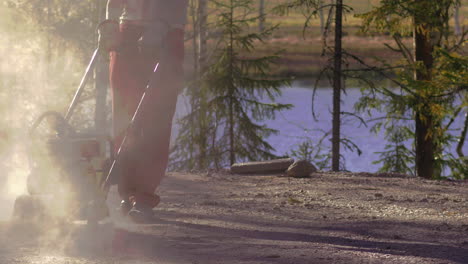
287 160 317 178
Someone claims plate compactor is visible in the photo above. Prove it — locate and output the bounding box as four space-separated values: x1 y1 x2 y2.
12 48 113 225
13 40 162 224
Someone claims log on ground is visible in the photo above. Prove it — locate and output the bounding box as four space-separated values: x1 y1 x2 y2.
230 158 294 174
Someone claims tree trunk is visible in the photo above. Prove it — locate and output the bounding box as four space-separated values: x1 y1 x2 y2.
413 1 435 179
229 94 235 165
198 0 208 71
95 0 108 134
457 111 467 158
329 0 335 23
197 0 208 169
415 111 435 178
192 0 199 77
331 0 342 171
318 0 325 35
454 2 461 36
229 0 235 165
259 0 265 32
189 0 199 169
45 0 51 89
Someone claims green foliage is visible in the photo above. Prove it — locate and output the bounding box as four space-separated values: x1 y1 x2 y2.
442 154 468 179
170 80 217 170
0 2 106 148
275 0 366 171
354 0 467 179
273 0 354 38
4 0 100 57
288 138 331 170
358 0 457 34
372 125 415 175
273 0 328 36
172 0 292 169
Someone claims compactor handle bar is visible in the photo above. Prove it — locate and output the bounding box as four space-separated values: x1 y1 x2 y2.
65 48 100 122
29 111 75 137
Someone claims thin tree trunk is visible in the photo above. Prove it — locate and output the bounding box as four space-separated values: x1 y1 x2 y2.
197 0 208 169
259 0 265 32
212 112 220 169
95 0 108 134
414 1 435 179
198 0 208 71
192 0 199 78
46 0 51 89
189 0 199 169
229 94 235 165
454 2 461 36
319 0 324 35
331 0 342 171
229 0 235 165
329 0 335 23
457 111 467 158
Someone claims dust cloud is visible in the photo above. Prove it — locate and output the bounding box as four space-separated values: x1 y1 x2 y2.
0 6 95 221
0 5 116 258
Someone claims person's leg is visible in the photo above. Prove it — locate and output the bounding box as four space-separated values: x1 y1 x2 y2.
109 23 145 203
130 28 185 209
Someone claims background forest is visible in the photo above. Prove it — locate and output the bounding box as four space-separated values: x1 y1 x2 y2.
0 0 467 189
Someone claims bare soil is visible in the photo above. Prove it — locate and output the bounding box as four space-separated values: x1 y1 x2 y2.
1 171 467 264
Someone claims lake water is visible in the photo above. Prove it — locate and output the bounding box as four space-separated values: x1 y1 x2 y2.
173 83 468 173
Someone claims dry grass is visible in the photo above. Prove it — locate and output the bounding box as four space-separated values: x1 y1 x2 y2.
184 0 468 78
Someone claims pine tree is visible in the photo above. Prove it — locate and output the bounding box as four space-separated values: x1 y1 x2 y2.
172 0 291 169
207 0 292 165
356 0 467 179
170 0 214 171
273 0 355 171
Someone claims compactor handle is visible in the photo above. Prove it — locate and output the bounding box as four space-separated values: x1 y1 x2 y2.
65 48 100 122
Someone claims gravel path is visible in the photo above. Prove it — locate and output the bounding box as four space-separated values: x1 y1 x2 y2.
1 172 467 263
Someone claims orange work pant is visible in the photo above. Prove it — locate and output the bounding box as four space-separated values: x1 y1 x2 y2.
109 23 184 208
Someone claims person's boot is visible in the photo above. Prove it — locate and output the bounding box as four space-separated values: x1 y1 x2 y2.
128 202 155 223
120 199 132 216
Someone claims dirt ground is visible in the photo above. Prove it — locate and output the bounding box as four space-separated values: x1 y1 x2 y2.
1 171 467 264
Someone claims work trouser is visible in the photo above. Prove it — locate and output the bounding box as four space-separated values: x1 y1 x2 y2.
109 22 184 208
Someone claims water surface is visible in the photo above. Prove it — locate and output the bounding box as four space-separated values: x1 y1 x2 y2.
174 83 467 173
